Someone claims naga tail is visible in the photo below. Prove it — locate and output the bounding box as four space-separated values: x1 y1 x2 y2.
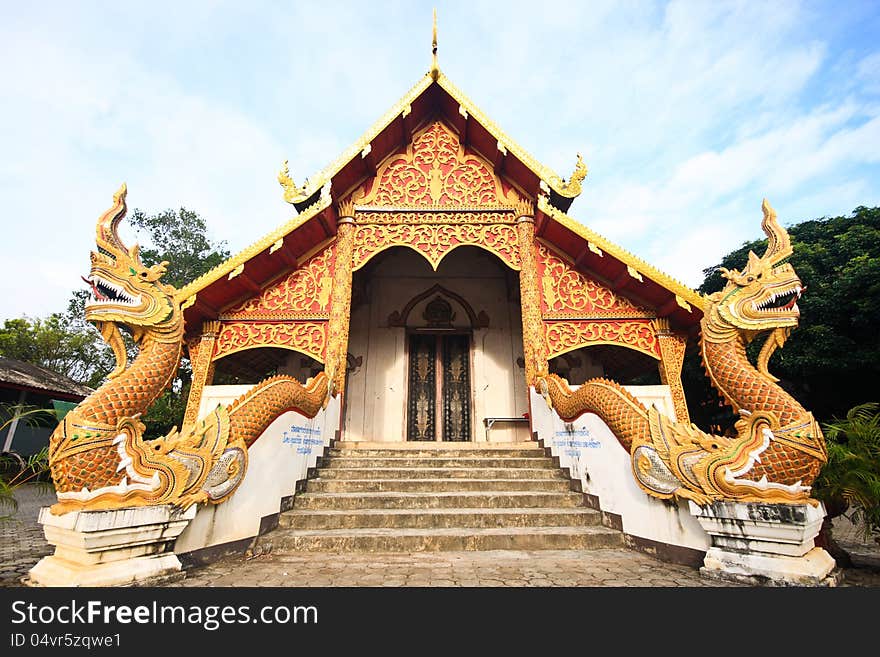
542 374 649 452
226 372 332 448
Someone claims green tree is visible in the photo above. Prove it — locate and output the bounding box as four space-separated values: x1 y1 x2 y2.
129 207 229 289
685 206 880 432
813 402 880 564
124 208 229 437
0 313 114 388
0 403 57 519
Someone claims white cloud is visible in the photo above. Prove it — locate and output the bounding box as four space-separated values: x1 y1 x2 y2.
1 0 878 323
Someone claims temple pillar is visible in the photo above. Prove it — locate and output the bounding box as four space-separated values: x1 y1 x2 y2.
326 203 356 396
516 206 548 387
183 320 220 427
653 319 690 424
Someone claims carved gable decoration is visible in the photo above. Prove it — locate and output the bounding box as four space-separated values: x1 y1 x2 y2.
221 243 336 320
352 121 521 208
537 242 653 319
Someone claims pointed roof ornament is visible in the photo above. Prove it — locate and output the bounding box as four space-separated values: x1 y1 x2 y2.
548 153 588 197
430 8 440 81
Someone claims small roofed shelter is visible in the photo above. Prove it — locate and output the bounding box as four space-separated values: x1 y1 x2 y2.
0 357 92 458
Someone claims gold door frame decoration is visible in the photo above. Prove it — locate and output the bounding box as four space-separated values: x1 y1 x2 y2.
544 319 660 361
213 321 327 363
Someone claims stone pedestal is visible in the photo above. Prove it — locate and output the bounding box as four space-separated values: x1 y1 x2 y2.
26 505 196 587
688 500 840 587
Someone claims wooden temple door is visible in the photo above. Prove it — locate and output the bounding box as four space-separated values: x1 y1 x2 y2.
406 333 472 442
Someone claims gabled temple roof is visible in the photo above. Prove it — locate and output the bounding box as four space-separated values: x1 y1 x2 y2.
176 69 706 335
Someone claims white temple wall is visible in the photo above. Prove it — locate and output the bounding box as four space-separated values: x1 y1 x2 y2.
174 385 340 554
530 386 709 553
344 248 529 442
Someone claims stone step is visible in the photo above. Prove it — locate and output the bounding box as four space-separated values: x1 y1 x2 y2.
318 467 566 480
293 491 586 510
332 441 537 450
260 526 623 553
306 478 572 493
280 507 602 530
327 448 546 458
324 457 556 469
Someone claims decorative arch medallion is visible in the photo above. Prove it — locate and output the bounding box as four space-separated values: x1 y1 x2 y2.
388 284 490 328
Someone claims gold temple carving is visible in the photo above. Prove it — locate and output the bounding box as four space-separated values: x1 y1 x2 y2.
544 320 660 360
222 244 336 320
351 222 521 271
214 321 327 362
537 243 653 319
352 120 521 208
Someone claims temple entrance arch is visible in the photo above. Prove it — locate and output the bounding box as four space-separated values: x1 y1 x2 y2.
343 245 528 443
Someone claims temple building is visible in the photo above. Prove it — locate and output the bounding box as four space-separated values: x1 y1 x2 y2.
176 72 702 446
28 27 835 588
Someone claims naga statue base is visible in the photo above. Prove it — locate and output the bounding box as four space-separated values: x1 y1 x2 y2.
689 500 840 587
25 505 195 587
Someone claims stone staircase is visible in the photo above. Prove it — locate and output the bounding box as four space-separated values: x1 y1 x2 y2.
257 442 624 553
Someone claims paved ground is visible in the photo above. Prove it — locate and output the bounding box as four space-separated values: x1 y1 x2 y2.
0 483 54 587
172 549 740 587
2 483 878 587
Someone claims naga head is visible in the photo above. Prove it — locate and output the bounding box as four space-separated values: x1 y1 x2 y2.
84 185 180 375
710 200 802 334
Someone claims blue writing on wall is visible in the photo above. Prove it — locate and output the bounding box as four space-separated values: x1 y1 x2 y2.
282 424 323 455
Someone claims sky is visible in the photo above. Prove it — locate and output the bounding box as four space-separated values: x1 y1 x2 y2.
1 0 878 321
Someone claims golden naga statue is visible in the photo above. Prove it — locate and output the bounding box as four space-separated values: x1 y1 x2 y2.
541 200 827 505
48 185 331 514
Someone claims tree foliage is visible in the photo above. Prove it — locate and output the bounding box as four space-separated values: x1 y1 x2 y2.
684 206 880 432
128 208 229 289
0 310 115 388
814 402 880 540
126 207 229 438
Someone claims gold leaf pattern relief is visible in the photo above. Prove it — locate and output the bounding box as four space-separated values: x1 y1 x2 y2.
351 223 521 271
416 391 430 438
544 320 660 360
536 243 653 318
214 321 327 362
353 121 520 208
656 331 690 423
223 244 336 319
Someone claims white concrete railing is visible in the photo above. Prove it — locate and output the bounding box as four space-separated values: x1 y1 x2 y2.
174 384 340 555
529 385 710 555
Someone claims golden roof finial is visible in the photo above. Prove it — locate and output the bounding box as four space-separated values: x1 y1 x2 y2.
430 8 439 81
548 153 588 198
278 160 308 205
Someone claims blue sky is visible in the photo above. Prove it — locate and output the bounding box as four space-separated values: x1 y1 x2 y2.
1 0 878 321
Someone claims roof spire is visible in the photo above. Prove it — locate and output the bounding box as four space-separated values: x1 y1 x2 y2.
430 8 439 80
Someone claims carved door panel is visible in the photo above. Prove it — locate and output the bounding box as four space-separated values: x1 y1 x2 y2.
406 334 436 441
406 333 472 442
441 334 471 442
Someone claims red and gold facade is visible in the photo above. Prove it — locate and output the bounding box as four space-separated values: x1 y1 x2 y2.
178 85 703 429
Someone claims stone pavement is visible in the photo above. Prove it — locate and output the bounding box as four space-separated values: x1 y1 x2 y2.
0 483 54 587
2 483 878 587
171 549 739 587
